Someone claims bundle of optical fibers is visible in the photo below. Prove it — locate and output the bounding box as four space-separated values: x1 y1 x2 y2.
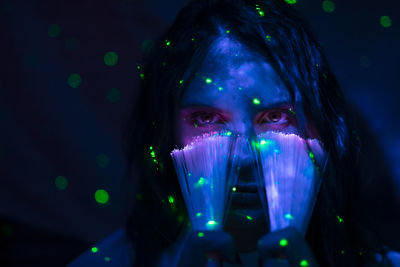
252 131 328 235
170 131 240 231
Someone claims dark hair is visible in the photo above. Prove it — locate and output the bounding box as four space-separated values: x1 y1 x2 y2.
122 0 396 265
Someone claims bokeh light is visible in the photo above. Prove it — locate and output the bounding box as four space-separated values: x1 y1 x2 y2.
106 88 121 103
67 73 82 88
55 176 68 190
300 260 309 266
91 247 98 253
104 51 119 66
280 239 288 247
284 0 296 4
95 189 109 204
96 153 110 168
65 38 78 51
380 16 392 28
322 1 335 13
141 39 154 53
48 24 61 38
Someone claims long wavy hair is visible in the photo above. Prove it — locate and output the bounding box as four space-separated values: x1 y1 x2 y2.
122 0 396 265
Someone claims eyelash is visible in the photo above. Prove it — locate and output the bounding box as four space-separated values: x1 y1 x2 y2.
189 109 295 127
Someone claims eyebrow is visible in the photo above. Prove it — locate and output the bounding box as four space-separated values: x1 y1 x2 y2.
180 99 293 110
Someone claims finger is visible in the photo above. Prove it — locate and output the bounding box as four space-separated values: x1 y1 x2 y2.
258 227 318 266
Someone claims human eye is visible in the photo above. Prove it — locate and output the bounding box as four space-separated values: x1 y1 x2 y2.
257 108 296 129
190 111 225 127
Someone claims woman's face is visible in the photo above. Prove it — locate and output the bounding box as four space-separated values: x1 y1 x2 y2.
174 37 300 251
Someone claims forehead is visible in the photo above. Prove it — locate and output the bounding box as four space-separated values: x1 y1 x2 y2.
180 37 292 111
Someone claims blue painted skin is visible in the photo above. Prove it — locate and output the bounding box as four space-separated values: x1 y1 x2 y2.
174 36 318 265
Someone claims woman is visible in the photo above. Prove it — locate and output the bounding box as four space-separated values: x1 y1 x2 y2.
70 0 400 266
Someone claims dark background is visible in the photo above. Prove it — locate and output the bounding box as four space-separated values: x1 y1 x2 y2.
0 0 399 265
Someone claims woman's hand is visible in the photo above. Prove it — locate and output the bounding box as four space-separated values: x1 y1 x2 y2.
258 227 319 267
177 230 240 267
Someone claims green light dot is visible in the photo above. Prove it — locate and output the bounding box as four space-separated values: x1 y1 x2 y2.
191 38 195 41
55 176 68 190
232 187 237 192
205 78 212 84
165 40 171 46
341 250 345 255
106 88 121 103
150 151 156 158
284 0 297 4
48 24 61 38
246 215 253 221
168 195 175 204
253 98 261 105
284 213 294 220
65 38 78 51
308 152 315 159
198 232 205 237
226 30 231 34
238 87 242 90
95 189 109 204
179 80 184 84
300 260 309 266
226 131 232 136
67 73 82 88
337 215 344 223
322 0 335 13
266 35 271 42
104 51 118 66
104 257 110 262
218 87 223 91
196 212 202 217
207 220 217 225
258 10 265 17
91 247 98 253
380 16 392 28
139 73 145 80
96 153 110 168
280 239 288 247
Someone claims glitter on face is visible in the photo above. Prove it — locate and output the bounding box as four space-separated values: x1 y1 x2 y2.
95 189 109 204
280 239 288 247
